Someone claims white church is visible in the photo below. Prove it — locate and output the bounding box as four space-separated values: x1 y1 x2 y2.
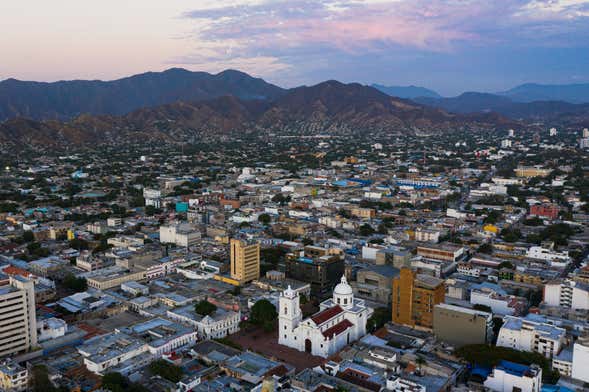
278 276 373 358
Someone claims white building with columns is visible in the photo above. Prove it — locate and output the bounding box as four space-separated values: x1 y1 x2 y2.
278 276 372 358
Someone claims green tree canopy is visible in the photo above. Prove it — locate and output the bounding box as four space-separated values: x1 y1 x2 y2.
148 359 184 383
250 299 278 331
194 300 217 316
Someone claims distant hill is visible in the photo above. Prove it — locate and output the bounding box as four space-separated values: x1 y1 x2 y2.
0 68 286 121
498 83 589 104
414 92 589 120
371 84 441 99
0 82 510 147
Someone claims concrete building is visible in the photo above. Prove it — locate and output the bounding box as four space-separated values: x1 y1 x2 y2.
392 268 445 329
515 166 552 178
351 265 399 304
285 246 344 298
230 239 260 285
526 246 570 266
414 228 441 243
386 375 426 392
470 286 526 316
543 279 589 310
167 304 240 339
78 332 148 375
484 361 542 392
0 276 37 358
84 266 147 290
571 334 589 383
416 244 465 263
278 276 372 358
433 303 492 348
143 188 162 208
159 223 200 247
496 315 566 358
530 204 559 220
0 359 28 392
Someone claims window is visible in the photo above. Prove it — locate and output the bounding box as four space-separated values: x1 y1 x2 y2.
344 298 347 305
284 307 288 315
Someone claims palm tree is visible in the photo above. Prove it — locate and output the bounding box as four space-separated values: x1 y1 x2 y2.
415 356 426 375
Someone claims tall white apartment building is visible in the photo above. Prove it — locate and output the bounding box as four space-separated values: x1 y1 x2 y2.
571 335 589 383
0 276 38 358
497 315 565 358
543 279 589 310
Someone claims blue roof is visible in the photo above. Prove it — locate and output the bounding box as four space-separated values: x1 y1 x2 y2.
542 386 575 392
498 360 531 377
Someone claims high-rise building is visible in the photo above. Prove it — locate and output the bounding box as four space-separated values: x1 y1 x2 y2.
392 268 444 329
285 246 345 298
583 128 589 138
0 276 37 358
572 334 589 383
230 239 260 284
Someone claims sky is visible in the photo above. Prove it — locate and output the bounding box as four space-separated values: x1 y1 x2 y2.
1 0 588 95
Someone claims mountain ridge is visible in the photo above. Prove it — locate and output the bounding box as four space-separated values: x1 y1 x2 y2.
0 68 286 121
0 82 513 148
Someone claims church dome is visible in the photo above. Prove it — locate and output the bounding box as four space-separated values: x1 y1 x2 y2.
334 276 353 296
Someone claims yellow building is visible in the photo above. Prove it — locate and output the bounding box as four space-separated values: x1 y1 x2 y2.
351 207 376 219
392 268 445 329
483 224 499 234
230 239 260 285
515 166 552 178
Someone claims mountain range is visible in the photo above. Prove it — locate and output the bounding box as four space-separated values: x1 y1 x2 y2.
1 68 588 147
2 68 589 124
0 80 510 147
371 84 441 99
0 68 285 121
412 93 589 121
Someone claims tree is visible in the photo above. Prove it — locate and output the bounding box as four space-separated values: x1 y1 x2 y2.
69 238 89 251
415 356 427 374
456 344 559 384
62 273 88 292
31 365 60 392
501 227 521 243
366 307 391 332
102 373 127 392
478 243 493 254
258 213 271 225
359 223 375 236
22 230 34 243
194 300 217 316
250 299 278 331
498 261 514 270
102 372 148 392
148 359 184 383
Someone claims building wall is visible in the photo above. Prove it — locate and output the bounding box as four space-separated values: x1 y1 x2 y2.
433 305 491 347
572 338 589 383
484 367 541 392
0 278 37 358
285 257 344 299
392 268 444 329
230 239 260 284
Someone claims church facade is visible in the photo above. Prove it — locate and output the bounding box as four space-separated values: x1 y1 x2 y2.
278 276 373 358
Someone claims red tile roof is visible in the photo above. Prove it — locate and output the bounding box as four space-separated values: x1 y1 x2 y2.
322 319 353 339
2 265 31 277
311 305 343 325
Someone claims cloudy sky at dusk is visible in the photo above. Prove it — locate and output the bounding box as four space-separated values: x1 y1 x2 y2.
1 0 588 95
